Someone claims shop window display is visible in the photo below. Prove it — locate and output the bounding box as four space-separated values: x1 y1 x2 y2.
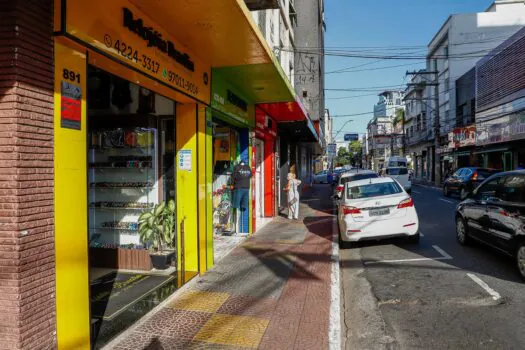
87 67 178 347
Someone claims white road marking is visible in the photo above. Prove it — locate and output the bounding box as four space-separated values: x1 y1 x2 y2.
411 190 421 194
419 232 424 237
467 273 501 301
432 245 452 259
364 245 453 265
439 198 455 204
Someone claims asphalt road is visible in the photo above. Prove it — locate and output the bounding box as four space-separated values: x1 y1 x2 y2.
340 184 525 350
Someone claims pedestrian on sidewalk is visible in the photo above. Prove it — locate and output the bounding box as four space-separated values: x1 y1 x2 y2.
285 172 301 220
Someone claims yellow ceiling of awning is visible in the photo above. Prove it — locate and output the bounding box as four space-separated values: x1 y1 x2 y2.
130 0 274 67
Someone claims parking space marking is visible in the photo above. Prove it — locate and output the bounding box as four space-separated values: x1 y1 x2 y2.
439 198 455 204
466 273 501 301
364 245 452 265
432 245 452 259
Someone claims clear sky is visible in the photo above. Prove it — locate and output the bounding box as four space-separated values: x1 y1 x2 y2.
325 0 493 142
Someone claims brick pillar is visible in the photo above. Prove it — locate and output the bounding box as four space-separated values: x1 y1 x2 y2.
0 0 56 349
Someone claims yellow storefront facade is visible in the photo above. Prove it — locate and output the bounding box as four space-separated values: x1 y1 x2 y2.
50 0 296 348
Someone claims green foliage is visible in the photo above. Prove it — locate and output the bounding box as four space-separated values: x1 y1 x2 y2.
393 109 405 127
348 140 363 166
138 199 177 253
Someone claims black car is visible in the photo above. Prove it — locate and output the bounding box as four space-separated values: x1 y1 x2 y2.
443 167 500 200
455 170 525 280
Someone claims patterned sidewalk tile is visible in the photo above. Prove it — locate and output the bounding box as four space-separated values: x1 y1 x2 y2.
217 294 278 319
194 314 269 348
168 290 230 313
135 308 210 339
114 331 188 350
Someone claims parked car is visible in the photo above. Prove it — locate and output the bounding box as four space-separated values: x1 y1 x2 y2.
331 168 348 186
455 170 525 280
337 177 419 248
443 167 500 200
313 170 329 184
333 170 378 200
382 166 412 193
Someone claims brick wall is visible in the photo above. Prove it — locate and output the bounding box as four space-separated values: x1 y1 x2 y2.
0 0 56 349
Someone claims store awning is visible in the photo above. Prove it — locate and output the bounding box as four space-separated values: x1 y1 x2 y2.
130 0 296 103
257 96 310 122
257 96 319 141
474 147 509 154
278 119 319 143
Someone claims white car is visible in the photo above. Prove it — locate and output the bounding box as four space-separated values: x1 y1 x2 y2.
337 177 419 247
382 166 411 193
333 170 378 200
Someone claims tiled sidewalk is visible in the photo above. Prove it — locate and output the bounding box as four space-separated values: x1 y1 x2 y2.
110 186 336 350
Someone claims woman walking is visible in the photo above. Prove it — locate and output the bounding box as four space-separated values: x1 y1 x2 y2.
286 172 301 220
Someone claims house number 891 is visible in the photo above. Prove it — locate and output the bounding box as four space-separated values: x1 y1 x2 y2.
63 68 81 84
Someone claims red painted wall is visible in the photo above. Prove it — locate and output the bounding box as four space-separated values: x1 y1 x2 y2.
264 140 275 217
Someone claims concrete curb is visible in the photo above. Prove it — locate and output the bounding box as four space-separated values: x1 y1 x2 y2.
329 206 341 350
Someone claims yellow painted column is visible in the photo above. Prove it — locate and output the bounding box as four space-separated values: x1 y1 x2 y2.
176 103 199 281
205 108 214 269
197 105 208 274
54 41 90 349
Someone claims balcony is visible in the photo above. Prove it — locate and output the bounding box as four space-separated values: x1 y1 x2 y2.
406 129 432 146
244 0 280 10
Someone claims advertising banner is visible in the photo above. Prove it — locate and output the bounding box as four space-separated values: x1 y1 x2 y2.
447 125 476 149
476 111 525 145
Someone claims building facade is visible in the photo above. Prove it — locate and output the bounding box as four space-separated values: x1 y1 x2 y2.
404 70 433 180
366 91 405 171
426 0 525 183
0 0 320 348
476 25 525 171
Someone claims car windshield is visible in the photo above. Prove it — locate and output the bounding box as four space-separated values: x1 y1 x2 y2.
388 161 407 167
346 181 402 199
385 168 408 175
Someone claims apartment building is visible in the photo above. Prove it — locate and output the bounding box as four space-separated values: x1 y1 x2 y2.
426 0 525 183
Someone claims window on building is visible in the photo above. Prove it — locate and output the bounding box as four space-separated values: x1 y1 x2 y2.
433 59 438 71
395 99 401 105
444 46 449 58
444 77 450 91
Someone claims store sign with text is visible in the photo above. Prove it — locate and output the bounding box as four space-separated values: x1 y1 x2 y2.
255 112 277 140
447 125 476 149
211 75 254 128
476 111 525 145
64 0 210 103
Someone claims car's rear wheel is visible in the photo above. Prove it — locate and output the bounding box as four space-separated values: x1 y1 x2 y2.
460 187 468 200
443 185 450 197
456 216 470 245
516 244 525 281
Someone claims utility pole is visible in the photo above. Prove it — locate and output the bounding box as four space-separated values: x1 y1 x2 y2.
405 70 440 185
433 71 441 186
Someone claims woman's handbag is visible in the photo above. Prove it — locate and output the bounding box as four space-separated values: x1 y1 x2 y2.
288 198 297 206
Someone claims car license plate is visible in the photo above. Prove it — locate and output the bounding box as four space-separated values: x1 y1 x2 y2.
369 208 390 216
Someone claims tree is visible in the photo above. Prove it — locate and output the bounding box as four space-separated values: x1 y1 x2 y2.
336 147 351 166
348 140 363 167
